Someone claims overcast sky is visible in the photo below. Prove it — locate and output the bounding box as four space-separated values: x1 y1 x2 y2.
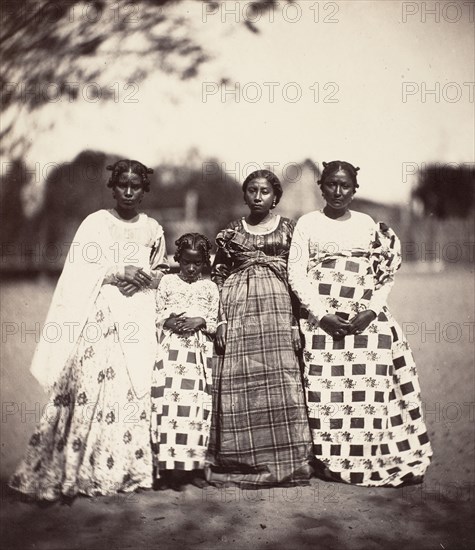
9 0 474 207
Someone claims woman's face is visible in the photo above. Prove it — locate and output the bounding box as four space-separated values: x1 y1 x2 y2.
244 177 275 214
321 169 356 212
178 248 204 282
113 172 144 211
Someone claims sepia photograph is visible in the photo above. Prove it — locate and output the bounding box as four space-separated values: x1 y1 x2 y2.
1 1 474 549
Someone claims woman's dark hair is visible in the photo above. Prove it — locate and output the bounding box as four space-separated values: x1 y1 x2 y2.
242 170 283 206
174 233 212 266
318 161 360 189
106 160 154 192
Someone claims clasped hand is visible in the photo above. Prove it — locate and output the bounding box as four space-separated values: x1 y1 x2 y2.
319 311 376 340
117 265 153 297
164 313 205 334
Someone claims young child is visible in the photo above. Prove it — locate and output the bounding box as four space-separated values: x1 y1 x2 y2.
151 233 219 490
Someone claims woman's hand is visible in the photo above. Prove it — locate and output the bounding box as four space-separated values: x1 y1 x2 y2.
175 316 206 334
122 265 152 289
348 310 376 335
216 323 227 353
319 314 351 340
291 326 302 352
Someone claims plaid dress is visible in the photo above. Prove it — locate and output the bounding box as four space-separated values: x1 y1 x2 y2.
288 210 433 486
151 275 219 474
206 217 313 487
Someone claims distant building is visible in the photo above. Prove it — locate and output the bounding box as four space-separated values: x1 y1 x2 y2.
0 151 244 275
276 159 324 219
351 197 404 231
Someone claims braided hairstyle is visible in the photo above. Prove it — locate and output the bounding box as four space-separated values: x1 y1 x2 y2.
242 169 283 207
318 161 360 189
106 160 154 192
174 233 213 266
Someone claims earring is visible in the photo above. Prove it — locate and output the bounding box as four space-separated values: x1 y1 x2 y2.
272 199 276 208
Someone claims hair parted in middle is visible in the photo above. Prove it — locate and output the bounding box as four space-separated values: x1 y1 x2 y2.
106 159 154 192
318 161 360 189
174 233 213 266
242 169 283 206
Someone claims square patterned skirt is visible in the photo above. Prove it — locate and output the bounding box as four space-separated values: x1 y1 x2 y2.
151 330 213 473
300 256 432 486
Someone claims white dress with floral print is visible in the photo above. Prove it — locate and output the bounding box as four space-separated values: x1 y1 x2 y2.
9 210 168 499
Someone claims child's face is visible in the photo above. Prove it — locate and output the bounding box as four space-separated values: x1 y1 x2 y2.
178 248 204 282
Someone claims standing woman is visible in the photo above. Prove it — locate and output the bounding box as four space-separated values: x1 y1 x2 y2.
288 160 432 486
9 159 169 500
206 170 313 487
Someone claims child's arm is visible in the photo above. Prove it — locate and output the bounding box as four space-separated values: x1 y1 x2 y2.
164 313 187 332
173 282 219 335
178 282 220 335
174 316 205 334
156 276 173 331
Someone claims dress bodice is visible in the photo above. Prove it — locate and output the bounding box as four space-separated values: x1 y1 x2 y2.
212 216 296 286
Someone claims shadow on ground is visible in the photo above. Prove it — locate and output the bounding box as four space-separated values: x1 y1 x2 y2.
1 478 474 550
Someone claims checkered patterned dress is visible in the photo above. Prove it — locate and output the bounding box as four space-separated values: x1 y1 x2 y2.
151 275 219 474
288 210 433 486
206 217 313 487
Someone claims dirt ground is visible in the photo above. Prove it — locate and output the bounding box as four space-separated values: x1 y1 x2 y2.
1 266 474 550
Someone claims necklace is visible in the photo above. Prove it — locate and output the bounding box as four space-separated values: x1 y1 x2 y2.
245 213 276 232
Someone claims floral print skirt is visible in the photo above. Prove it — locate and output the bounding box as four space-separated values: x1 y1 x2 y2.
151 330 213 473
300 256 432 486
9 293 153 500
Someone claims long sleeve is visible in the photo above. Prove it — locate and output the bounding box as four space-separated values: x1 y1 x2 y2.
150 225 169 279
288 218 329 321
201 282 220 335
211 226 236 323
367 278 394 316
211 246 232 290
367 222 402 316
155 275 171 330
102 264 125 285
